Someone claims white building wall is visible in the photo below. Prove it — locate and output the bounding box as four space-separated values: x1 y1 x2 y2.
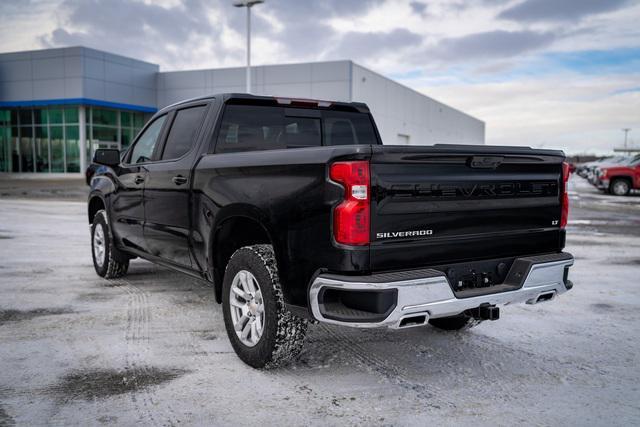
0 47 84 101
350 64 484 145
0 47 158 108
156 60 352 108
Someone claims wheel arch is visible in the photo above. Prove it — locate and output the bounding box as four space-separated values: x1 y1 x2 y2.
88 173 117 224
210 205 282 303
610 174 633 184
88 193 107 224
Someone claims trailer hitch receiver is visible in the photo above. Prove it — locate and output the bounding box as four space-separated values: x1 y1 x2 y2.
466 303 500 321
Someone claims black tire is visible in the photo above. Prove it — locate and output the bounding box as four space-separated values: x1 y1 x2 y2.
222 244 307 369
609 178 630 196
429 314 480 331
91 210 129 279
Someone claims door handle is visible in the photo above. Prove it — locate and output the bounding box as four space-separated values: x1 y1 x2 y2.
172 175 188 185
134 175 145 185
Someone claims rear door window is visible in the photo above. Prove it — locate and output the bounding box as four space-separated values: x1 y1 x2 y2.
161 105 207 160
215 105 376 153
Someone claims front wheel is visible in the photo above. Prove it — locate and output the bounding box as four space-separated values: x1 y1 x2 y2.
91 210 129 278
222 244 307 369
610 178 630 196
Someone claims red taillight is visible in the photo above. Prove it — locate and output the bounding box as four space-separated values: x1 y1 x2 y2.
561 161 570 229
330 161 370 245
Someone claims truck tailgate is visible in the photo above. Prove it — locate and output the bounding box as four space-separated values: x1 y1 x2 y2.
369 145 565 271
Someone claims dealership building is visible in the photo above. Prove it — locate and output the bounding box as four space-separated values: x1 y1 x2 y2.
0 46 485 175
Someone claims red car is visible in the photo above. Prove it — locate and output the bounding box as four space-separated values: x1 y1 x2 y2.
596 155 640 196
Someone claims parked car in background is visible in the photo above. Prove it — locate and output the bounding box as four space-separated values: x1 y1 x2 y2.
577 156 627 179
576 158 604 178
594 154 640 195
587 156 630 185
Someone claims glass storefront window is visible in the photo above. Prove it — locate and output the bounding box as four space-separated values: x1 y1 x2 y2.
10 110 18 125
50 126 65 172
65 107 79 124
19 126 34 172
93 126 118 142
34 109 48 126
19 110 32 126
133 113 145 128
0 126 8 172
0 110 10 126
2 106 153 173
121 111 131 127
0 112 9 172
49 108 63 124
93 108 118 126
10 127 19 172
86 125 92 164
35 127 49 172
121 128 134 149
65 126 80 173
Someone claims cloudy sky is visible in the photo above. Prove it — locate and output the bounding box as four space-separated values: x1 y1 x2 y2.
1 0 639 153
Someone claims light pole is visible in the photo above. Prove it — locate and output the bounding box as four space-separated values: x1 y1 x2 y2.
233 0 264 93
622 128 631 150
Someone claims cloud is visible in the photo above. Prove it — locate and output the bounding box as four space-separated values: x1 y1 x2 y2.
267 0 383 18
410 1 428 16
327 28 423 61
431 30 556 60
253 0 385 62
40 0 233 68
499 0 632 22
418 72 640 153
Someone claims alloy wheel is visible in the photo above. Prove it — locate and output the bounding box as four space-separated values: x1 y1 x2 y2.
93 224 106 268
613 181 629 196
229 270 265 347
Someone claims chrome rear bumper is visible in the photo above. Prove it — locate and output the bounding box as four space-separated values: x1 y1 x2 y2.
309 252 574 329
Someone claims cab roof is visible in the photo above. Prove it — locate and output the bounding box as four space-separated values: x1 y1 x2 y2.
159 93 371 115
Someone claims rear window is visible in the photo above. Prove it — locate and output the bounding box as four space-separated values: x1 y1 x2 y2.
215 105 377 153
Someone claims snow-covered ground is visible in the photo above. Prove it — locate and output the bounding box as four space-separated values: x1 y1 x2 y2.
0 176 639 426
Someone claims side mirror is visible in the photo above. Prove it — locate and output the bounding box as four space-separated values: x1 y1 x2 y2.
93 149 121 167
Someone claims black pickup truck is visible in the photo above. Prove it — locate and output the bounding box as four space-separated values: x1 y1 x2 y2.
87 93 574 368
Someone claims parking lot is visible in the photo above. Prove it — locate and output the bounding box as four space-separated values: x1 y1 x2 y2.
1 176 639 426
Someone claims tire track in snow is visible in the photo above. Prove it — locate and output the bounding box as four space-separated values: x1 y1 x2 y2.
109 278 181 426
312 324 456 410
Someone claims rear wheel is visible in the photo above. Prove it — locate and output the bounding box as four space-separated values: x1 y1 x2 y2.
222 244 307 369
610 178 630 196
429 314 480 331
91 210 129 278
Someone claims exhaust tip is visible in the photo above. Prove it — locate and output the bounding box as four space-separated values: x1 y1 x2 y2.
398 313 428 328
536 291 556 304
527 291 557 305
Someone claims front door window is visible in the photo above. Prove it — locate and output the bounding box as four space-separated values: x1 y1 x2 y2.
129 115 166 164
